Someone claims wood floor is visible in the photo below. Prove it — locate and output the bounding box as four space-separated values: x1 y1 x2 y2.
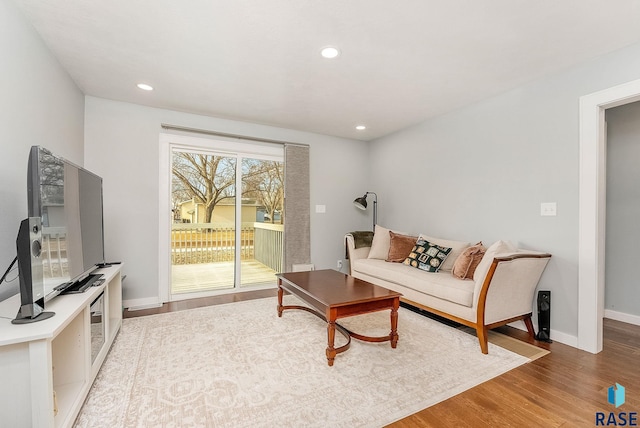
124 290 640 427
171 260 276 294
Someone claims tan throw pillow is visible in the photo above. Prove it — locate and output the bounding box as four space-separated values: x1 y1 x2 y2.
386 232 418 262
451 242 486 279
368 225 409 259
368 225 392 259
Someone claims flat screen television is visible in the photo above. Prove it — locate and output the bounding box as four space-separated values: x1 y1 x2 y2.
28 146 105 301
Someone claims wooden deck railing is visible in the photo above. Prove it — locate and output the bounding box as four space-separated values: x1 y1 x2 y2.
171 222 283 272
253 223 284 273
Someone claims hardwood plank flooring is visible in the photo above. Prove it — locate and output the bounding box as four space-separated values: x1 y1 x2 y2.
124 291 640 427
123 288 278 318
392 319 640 427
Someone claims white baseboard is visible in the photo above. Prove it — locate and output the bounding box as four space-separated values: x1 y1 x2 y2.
292 264 315 272
123 297 162 311
508 321 578 348
604 309 640 326
545 329 578 348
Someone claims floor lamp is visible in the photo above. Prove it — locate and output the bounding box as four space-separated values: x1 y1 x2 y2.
353 192 377 231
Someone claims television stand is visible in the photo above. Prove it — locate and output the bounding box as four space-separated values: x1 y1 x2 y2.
0 265 122 427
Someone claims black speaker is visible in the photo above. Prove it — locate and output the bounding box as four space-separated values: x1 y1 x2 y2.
535 290 551 342
12 217 54 324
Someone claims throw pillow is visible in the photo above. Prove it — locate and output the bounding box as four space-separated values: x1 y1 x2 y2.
451 242 486 279
419 234 470 272
368 225 409 259
403 238 452 272
386 232 419 262
472 240 517 283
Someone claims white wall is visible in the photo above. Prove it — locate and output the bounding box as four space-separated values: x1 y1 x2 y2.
84 97 369 305
369 41 640 344
605 101 640 319
0 0 84 301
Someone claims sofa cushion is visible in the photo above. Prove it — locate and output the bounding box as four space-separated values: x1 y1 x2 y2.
452 242 486 279
419 234 470 272
386 232 418 262
352 258 475 307
473 240 517 283
403 237 452 273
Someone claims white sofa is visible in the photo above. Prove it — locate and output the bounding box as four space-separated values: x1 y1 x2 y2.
345 227 551 354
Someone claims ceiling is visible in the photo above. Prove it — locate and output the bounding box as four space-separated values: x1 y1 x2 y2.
11 0 640 141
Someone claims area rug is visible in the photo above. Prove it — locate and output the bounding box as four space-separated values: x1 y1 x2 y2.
74 296 530 428
457 326 550 361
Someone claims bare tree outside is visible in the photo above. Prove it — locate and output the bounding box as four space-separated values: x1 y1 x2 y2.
242 160 284 223
172 152 236 223
172 152 284 223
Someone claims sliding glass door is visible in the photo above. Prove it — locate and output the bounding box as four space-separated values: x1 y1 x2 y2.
171 149 237 294
169 145 283 299
240 158 284 287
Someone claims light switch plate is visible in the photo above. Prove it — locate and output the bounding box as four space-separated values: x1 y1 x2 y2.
315 204 326 213
540 202 557 216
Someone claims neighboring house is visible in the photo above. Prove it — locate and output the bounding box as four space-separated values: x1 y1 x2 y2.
175 198 261 224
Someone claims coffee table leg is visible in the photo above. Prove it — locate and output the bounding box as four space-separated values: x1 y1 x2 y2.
326 308 337 366
390 298 399 348
277 280 283 317
326 321 337 366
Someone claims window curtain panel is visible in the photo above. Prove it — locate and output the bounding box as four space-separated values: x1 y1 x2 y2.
283 144 310 272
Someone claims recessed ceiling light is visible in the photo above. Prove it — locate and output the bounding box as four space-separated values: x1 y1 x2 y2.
355 125 366 130
320 46 340 59
137 83 154 91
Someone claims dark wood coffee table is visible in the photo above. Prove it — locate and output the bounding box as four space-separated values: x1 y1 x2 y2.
276 269 402 366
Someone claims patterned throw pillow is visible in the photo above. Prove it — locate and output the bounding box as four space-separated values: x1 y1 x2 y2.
403 238 452 272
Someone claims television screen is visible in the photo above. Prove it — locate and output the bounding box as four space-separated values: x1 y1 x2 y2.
28 146 105 299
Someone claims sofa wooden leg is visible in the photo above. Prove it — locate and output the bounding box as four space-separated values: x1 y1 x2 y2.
477 326 489 354
524 316 535 338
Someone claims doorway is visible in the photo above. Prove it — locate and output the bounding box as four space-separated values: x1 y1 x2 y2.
603 102 640 326
578 78 640 353
160 133 284 302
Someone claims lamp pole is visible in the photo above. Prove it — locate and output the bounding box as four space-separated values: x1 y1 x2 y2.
371 192 377 231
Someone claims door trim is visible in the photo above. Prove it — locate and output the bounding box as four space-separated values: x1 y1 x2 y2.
578 78 640 353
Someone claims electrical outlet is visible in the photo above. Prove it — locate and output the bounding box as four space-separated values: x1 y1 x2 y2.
337 260 343 270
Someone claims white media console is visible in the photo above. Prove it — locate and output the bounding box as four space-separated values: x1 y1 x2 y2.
0 265 122 428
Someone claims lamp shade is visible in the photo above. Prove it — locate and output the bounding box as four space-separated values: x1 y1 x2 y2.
353 191 377 231
353 194 368 210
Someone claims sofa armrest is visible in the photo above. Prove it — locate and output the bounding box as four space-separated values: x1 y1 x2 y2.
476 252 551 325
345 234 371 263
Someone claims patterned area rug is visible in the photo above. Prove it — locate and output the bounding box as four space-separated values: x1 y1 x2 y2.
74 296 529 427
